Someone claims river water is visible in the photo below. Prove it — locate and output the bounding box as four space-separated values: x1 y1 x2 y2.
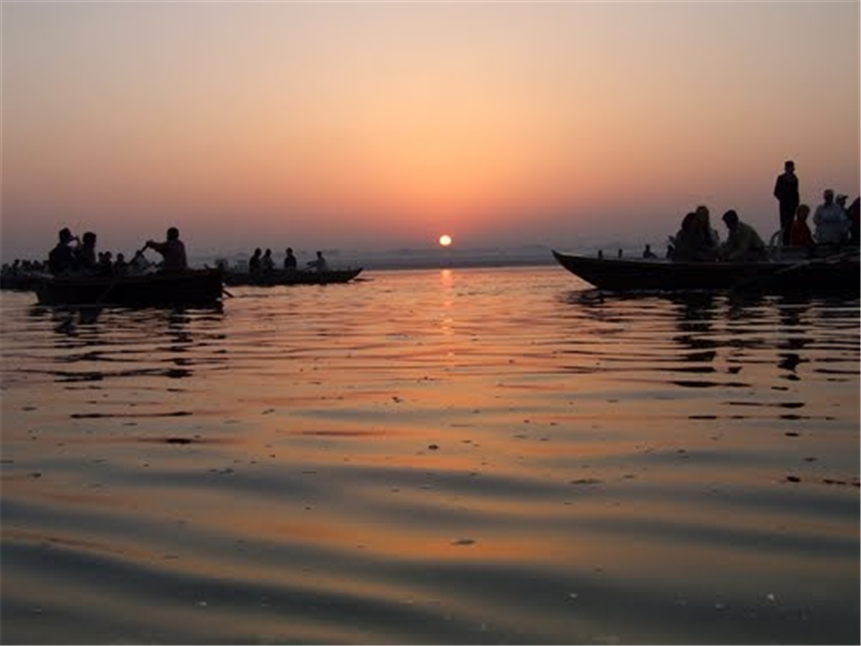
1 266 858 644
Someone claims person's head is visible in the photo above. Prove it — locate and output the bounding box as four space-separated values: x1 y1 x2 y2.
823 189 834 204
316 251 323 257
286 247 293 254
836 194 848 207
721 209 740 230
59 227 73 243
795 204 810 221
681 212 696 230
784 160 795 173
264 248 271 255
116 253 125 262
693 205 711 228
167 227 180 241
82 231 96 246
254 248 261 255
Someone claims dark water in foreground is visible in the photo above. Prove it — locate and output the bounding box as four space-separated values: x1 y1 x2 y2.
1 266 859 644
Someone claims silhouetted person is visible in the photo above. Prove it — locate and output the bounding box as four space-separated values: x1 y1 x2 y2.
146 227 188 272
261 248 275 273
642 244 657 259
74 231 98 272
720 210 767 261
813 189 848 245
284 247 297 271
113 253 129 275
97 251 114 276
307 250 329 272
671 207 719 261
48 227 76 274
788 204 814 248
248 248 262 276
848 196 860 245
774 160 799 245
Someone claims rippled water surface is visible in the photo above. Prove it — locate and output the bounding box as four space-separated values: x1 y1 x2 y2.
1 267 858 644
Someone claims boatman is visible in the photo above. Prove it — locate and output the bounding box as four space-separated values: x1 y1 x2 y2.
146 227 188 272
773 160 800 246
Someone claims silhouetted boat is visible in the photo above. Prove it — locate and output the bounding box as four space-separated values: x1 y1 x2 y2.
32 268 225 306
552 249 860 293
223 267 363 287
0 272 41 291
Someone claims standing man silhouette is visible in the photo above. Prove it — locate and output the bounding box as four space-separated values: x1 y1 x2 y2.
773 160 799 246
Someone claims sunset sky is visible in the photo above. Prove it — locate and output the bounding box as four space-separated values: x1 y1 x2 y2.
2 1 859 261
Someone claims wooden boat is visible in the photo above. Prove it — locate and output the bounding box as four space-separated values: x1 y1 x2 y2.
0 271 41 291
32 268 225 306
223 267 363 287
552 249 860 293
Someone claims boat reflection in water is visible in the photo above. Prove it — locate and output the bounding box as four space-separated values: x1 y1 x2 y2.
1 267 857 644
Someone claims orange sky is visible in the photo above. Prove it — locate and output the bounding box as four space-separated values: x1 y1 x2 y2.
2 1 859 260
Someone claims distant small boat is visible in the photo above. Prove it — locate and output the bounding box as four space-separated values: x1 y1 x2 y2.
223 267 363 287
32 268 225 307
0 272 41 292
552 249 860 293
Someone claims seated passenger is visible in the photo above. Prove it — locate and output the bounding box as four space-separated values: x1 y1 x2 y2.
670 212 697 261
788 204 814 248
48 227 76 274
813 189 849 245
113 253 129 275
97 251 114 276
261 248 275 273
848 196 860 245
146 227 188 272
73 232 99 272
248 248 262 276
719 210 768 261
284 247 297 271
670 206 719 261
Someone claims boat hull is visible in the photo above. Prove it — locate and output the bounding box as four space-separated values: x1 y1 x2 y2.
552 250 860 293
223 268 363 287
33 269 224 307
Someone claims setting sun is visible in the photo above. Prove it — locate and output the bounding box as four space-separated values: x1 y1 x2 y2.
439 234 452 247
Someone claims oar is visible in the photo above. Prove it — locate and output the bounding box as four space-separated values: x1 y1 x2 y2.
205 263 234 298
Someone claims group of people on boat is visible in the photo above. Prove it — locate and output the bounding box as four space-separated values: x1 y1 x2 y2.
773 160 860 248
668 205 769 262
663 161 859 263
246 247 329 275
47 226 188 276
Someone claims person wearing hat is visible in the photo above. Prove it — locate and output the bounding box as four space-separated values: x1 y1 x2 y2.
719 210 768 261
813 189 849 245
